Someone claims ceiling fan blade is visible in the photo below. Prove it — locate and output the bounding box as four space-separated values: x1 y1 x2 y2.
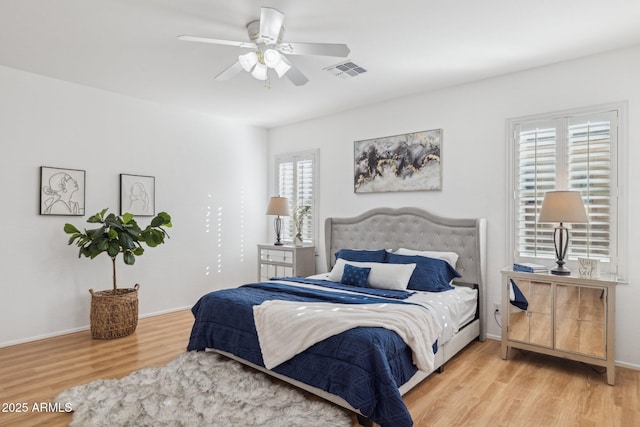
280 56 309 86
278 42 350 57
215 61 244 81
177 35 256 49
259 7 285 44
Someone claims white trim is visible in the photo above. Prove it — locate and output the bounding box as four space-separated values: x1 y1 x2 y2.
0 305 191 349
614 102 629 282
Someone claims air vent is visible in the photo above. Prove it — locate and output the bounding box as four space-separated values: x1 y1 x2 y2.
324 61 367 79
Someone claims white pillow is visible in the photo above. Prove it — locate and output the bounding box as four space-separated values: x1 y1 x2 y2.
395 248 459 268
328 259 416 291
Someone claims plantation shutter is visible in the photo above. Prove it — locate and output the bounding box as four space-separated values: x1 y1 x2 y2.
276 152 316 243
514 109 617 265
515 123 557 258
296 159 314 242
566 113 614 261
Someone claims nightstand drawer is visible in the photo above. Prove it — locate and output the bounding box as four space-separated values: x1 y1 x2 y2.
257 244 315 281
259 263 293 279
260 248 293 265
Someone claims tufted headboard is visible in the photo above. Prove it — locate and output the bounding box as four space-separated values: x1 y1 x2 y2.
324 207 487 339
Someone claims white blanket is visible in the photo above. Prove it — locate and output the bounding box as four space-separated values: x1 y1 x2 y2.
253 300 442 371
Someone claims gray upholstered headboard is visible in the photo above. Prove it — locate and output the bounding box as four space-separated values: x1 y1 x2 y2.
324 207 487 339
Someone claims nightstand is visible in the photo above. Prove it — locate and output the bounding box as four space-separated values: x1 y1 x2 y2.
501 267 618 385
257 244 315 281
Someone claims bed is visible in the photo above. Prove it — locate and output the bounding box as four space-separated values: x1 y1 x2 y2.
188 207 486 427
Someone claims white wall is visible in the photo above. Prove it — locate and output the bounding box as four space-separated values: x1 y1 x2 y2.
268 45 640 368
0 65 268 346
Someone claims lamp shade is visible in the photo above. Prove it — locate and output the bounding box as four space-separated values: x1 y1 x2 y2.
538 191 588 223
266 196 290 216
263 49 291 78
251 62 268 80
263 49 282 68
272 60 291 78
238 52 258 72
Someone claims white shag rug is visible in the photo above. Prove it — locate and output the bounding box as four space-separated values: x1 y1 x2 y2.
55 351 352 427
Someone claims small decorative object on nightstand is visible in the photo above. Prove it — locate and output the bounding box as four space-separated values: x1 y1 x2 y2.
578 258 600 279
501 267 618 385
292 204 311 247
257 244 315 281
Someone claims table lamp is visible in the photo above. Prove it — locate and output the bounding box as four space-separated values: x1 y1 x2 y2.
538 191 588 275
266 196 289 246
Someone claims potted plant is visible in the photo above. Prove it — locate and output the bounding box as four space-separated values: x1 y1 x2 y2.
292 205 310 246
64 208 172 339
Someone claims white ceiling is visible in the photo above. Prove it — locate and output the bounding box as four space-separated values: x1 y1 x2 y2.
1 0 640 128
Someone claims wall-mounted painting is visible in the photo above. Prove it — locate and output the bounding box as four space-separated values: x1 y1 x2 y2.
354 129 442 193
40 166 86 216
120 174 155 216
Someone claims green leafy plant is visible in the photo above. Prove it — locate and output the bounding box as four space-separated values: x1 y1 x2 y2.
64 209 172 293
292 205 311 240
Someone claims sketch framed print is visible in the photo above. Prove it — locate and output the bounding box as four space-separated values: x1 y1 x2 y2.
40 166 86 216
120 174 155 216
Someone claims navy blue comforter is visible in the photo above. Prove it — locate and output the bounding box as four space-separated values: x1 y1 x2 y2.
188 280 427 427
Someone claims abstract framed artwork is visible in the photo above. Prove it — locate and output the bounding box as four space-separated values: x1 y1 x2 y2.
40 166 86 216
120 174 155 216
354 129 442 193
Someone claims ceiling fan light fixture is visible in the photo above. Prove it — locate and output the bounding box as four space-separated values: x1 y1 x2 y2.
238 52 258 72
251 62 268 80
178 6 350 87
264 49 290 78
263 49 281 68
273 60 291 78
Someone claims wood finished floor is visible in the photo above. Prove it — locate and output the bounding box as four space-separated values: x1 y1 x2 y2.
0 309 638 427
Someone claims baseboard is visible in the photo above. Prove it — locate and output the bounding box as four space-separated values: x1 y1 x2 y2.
0 305 192 349
139 305 192 319
613 360 640 371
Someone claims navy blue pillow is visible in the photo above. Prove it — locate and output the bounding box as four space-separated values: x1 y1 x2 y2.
386 253 460 292
341 264 371 287
335 249 387 263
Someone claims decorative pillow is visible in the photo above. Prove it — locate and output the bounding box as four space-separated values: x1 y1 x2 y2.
335 249 387 263
386 253 461 292
394 247 459 268
329 258 416 290
340 264 371 287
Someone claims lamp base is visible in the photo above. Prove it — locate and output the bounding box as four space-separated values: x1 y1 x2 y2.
273 216 284 246
551 265 571 276
551 223 571 275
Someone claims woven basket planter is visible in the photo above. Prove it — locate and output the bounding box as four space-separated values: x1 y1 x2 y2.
89 284 139 340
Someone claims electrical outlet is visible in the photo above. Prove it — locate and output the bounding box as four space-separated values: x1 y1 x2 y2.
494 302 501 314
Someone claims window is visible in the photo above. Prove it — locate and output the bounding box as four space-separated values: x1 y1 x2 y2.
507 103 627 279
275 150 317 244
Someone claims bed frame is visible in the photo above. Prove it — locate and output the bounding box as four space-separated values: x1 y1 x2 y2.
214 207 486 424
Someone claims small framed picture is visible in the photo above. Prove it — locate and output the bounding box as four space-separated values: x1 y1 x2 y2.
120 174 155 216
40 166 86 216
578 258 600 279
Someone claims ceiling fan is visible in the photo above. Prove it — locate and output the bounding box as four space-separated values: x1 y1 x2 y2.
178 7 350 86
